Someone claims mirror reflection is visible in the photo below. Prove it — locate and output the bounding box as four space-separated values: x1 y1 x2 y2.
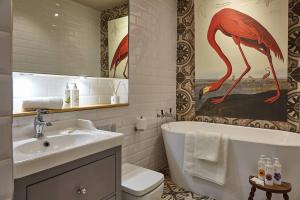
12 0 129 79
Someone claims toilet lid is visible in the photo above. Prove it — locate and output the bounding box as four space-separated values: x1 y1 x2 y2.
122 163 164 197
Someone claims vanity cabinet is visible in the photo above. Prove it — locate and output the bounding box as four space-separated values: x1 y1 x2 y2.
14 147 121 200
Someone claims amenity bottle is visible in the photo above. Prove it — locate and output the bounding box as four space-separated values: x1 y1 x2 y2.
265 160 274 186
64 83 71 108
71 83 79 107
273 158 282 185
258 156 266 180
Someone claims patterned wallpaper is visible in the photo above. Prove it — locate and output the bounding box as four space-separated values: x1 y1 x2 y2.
100 3 129 77
176 0 300 133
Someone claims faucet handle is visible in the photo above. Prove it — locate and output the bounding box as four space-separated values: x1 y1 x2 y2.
36 109 49 116
36 109 49 121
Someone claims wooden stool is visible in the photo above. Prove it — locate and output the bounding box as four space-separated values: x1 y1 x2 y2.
248 176 292 200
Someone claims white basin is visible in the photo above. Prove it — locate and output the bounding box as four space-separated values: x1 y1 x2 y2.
15 133 97 155
13 119 123 179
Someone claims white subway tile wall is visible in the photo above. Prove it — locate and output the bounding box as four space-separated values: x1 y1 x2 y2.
0 75 12 115
13 0 176 173
0 117 12 160
0 33 11 74
0 159 13 200
0 0 13 199
0 0 12 31
13 73 129 113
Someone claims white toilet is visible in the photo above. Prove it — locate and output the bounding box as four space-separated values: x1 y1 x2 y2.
122 163 164 200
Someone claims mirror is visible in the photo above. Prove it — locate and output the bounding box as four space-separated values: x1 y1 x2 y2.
12 0 129 116
12 0 129 79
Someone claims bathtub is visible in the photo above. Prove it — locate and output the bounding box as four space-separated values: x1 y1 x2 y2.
162 121 300 200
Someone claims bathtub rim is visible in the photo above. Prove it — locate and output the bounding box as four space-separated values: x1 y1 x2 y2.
161 121 300 147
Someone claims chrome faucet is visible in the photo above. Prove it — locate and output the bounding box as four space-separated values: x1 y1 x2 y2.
157 108 175 119
34 109 53 139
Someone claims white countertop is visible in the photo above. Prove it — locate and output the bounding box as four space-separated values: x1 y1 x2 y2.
13 119 123 179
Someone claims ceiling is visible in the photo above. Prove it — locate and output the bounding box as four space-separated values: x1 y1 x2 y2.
73 0 128 11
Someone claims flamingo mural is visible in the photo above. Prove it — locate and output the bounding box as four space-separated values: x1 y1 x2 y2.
199 8 284 104
111 34 129 79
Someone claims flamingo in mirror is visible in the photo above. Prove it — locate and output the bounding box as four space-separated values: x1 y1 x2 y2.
199 8 284 104
111 34 129 79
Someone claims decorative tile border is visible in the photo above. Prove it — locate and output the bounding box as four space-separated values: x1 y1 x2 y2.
177 0 195 121
100 3 129 77
176 0 300 133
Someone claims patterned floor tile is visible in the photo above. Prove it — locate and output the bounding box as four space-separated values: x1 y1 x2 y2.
161 168 215 200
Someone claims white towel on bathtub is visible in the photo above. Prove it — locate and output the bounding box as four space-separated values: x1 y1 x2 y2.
193 130 221 162
183 132 229 186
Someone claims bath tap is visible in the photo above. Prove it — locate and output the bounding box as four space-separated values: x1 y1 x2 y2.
157 110 165 118
165 108 175 118
157 108 175 120
34 109 53 139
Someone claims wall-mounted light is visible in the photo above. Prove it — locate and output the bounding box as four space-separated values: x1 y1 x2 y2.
54 13 60 17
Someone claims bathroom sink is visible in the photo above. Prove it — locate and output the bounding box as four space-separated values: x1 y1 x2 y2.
15 133 97 155
13 119 123 179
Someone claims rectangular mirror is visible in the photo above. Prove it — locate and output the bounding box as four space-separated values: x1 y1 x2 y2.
12 0 129 116
13 0 129 79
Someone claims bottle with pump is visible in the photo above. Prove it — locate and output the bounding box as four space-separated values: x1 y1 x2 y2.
273 158 282 185
258 155 266 180
71 83 79 107
265 159 274 186
64 83 71 108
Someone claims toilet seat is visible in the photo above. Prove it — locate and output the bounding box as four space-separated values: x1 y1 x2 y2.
122 163 164 197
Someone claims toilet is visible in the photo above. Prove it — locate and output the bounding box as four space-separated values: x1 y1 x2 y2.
122 163 164 200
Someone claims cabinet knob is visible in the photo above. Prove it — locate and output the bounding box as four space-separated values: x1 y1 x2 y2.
77 187 88 195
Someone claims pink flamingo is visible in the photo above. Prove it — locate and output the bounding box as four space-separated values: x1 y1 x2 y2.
199 8 284 104
111 34 129 79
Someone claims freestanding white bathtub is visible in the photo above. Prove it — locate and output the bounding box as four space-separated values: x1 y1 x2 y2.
162 121 300 200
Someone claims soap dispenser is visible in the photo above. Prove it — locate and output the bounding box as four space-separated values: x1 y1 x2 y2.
64 83 71 108
71 83 79 107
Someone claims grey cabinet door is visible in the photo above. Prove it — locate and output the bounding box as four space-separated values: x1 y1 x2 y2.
27 155 116 200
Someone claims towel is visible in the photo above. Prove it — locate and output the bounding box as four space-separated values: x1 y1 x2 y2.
193 130 221 162
250 177 264 186
183 132 229 186
22 97 63 111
